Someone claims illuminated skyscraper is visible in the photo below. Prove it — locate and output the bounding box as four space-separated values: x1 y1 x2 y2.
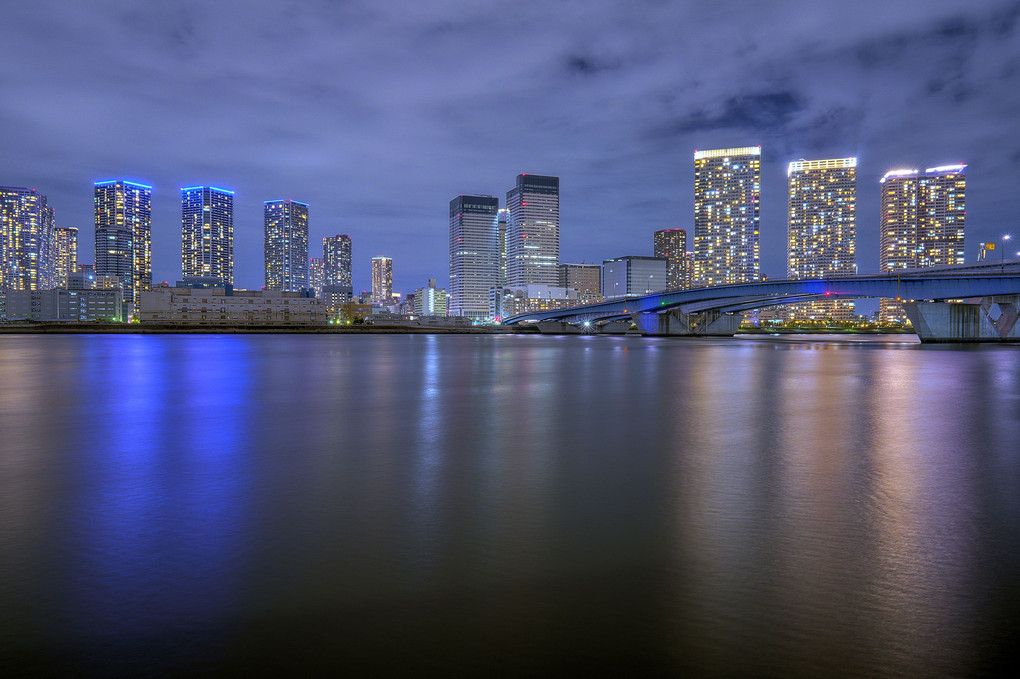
787 158 857 320
449 194 499 318
879 165 966 321
694 147 760 286
53 227 78 286
0 186 54 290
181 186 234 284
653 228 690 291
506 174 559 286
94 180 151 310
372 256 392 303
264 199 309 291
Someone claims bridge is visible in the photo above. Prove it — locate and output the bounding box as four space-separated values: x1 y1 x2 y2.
501 259 1020 342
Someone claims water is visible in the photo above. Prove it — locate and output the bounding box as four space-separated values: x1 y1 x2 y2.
2 333 1019 677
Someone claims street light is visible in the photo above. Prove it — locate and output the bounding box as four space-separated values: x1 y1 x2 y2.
1003 234 1012 274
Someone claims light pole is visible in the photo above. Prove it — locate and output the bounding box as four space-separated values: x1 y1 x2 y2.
1003 234 1012 274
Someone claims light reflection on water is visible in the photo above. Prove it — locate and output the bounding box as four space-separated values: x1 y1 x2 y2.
1 333 1019 676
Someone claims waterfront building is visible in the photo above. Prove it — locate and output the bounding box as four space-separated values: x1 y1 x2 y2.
323 235 353 295
413 278 448 316
602 256 667 299
0 287 123 323
498 208 509 286
372 256 392 303
694 147 761 286
139 284 325 325
264 199 309 292
787 158 857 321
489 284 579 320
94 180 152 311
449 194 499 319
558 263 602 303
879 164 966 321
309 257 325 296
653 228 690 291
1 186 55 290
53 227 78 287
506 174 559 286
181 186 234 284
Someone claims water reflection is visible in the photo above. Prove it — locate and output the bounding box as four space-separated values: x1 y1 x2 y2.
1 334 1019 676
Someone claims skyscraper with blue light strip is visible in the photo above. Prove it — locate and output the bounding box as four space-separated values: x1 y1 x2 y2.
94 180 151 311
181 186 234 284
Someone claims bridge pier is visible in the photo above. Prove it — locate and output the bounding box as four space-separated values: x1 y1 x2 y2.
633 309 743 337
903 296 1020 342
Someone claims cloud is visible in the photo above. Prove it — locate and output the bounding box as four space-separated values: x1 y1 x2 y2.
1 0 1019 290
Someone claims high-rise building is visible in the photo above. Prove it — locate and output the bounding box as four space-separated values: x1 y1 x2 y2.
449 194 499 319
602 256 668 298
309 257 325 296
372 256 392 303
653 228 690 291
558 263 602 303
879 164 966 321
53 227 78 287
497 208 509 286
323 235 353 293
506 174 559 286
1 186 54 291
264 199 309 292
94 180 152 310
787 158 857 321
694 147 761 287
181 186 234 284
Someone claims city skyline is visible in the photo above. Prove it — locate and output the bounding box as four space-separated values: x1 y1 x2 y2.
2 3 1016 295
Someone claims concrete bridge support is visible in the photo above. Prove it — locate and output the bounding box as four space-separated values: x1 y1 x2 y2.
903 296 1020 342
633 308 744 336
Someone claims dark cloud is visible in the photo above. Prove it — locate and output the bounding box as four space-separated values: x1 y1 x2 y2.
2 0 1019 291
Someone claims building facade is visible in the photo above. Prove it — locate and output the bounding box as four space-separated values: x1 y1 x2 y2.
139 285 325 325
323 234 353 294
879 165 966 321
506 174 559 286
264 199 309 291
557 263 602 303
53 227 78 287
371 256 392 303
694 147 761 287
653 228 690 291
413 278 448 316
1 186 55 291
449 194 499 319
1 287 123 323
309 257 325 296
787 158 857 321
94 180 152 311
181 186 234 284
490 284 579 320
602 256 667 298
498 208 509 286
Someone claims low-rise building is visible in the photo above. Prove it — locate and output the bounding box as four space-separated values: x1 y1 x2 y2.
490 285 580 320
602 256 668 299
139 285 326 325
0 287 124 322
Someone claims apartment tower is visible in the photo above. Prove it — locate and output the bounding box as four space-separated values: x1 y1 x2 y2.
693 147 761 287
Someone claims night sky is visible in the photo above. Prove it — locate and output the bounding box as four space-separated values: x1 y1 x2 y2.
2 1 1018 294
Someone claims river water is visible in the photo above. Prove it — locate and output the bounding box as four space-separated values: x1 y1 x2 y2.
1 333 1019 676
